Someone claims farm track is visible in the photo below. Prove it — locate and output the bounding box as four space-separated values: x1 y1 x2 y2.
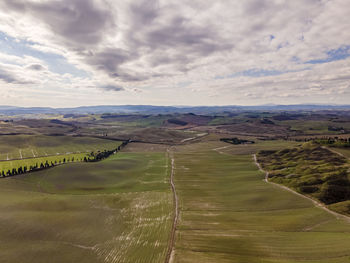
322 146 349 159
165 148 178 263
253 154 350 222
212 145 232 155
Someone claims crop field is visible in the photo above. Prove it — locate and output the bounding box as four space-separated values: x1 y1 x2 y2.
0 149 172 263
0 135 121 160
171 141 350 262
1 130 349 263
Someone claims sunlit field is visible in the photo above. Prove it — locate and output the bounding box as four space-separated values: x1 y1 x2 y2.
0 135 121 160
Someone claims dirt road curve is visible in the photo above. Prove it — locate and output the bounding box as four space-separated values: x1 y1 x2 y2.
253 154 350 223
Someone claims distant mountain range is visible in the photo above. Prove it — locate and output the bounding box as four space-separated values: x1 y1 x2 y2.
0 104 349 116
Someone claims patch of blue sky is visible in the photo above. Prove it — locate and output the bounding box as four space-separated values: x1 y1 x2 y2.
176 81 192 87
306 45 350 64
0 31 89 78
215 68 285 80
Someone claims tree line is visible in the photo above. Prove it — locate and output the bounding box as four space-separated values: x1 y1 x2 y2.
83 140 129 162
313 137 350 147
1 157 78 177
220 137 255 145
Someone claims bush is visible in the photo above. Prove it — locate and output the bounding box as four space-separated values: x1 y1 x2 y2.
258 150 276 156
299 185 319 194
319 183 350 204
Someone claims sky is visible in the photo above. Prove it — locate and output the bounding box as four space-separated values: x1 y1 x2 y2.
0 0 349 107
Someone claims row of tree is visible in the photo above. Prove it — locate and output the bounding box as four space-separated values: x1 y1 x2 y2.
1 157 78 177
313 137 350 147
220 137 255 145
284 136 350 144
83 140 129 162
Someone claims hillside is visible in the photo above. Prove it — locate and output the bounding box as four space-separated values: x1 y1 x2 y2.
258 144 350 215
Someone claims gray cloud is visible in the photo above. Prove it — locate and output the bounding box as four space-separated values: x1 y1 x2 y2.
85 48 144 81
2 0 114 46
100 84 125 91
27 64 46 71
0 68 34 84
0 69 19 83
3 0 234 82
126 1 233 67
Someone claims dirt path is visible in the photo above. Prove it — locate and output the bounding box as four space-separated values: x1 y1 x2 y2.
322 146 348 159
253 154 350 223
165 148 179 263
212 145 232 155
181 132 208 143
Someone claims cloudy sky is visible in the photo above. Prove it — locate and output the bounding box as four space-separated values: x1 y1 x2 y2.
0 0 349 107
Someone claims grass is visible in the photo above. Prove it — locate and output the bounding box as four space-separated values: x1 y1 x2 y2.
257 143 350 215
171 141 350 262
209 139 301 155
0 135 121 160
327 147 350 158
275 120 350 135
2 137 350 262
0 149 172 263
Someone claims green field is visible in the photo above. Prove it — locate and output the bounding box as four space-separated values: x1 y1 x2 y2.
171 141 350 262
0 135 121 160
0 150 172 263
1 138 350 262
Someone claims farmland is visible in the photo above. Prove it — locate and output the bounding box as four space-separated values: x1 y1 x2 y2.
0 110 349 262
0 135 121 160
0 149 172 263
0 135 122 178
170 141 350 262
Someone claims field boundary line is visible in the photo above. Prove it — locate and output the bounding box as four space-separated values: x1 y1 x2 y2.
165 147 178 263
253 154 350 223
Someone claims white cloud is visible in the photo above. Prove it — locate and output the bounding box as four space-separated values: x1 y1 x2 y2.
0 0 349 106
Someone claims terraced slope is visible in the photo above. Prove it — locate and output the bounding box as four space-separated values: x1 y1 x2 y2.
0 150 172 263
257 144 350 215
171 141 350 263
